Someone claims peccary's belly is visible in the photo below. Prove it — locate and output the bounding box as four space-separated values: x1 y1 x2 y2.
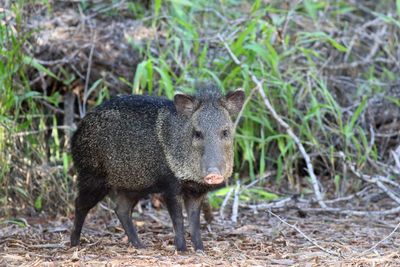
105 158 172 191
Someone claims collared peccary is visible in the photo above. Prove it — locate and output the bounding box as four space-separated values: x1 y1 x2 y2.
70 84 244 251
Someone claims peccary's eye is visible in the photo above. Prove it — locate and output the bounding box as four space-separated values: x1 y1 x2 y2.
222 129 229 138
193 130 203 139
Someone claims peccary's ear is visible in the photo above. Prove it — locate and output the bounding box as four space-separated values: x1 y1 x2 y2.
174 93 195 116
224 88 245 115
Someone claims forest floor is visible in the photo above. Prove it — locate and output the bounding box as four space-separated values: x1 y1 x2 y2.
1 207 399 266
2 1 400 266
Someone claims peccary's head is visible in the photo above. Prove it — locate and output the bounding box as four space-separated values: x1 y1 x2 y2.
159 85 244 186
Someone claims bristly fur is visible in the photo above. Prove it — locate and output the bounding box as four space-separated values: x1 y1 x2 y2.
70 82 244 251
193 83 223 100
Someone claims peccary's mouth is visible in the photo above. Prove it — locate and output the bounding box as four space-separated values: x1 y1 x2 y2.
204 173 224 185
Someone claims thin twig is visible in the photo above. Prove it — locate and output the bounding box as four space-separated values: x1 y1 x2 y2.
267 210 340 257
280 0 302 50
233 86 257 131
250 192 400 216
324 186 373 204
81 30 96 118
38 99 79 119
238 171 275 194
98 202 114 213
34 50 80 66
391 148 400 173
218 34 327 209
12 126 73 137
301 205 400 216
339 152 400 205
147 213 171 228
254 77 327 209
240 178 260 192
231 180 241 223
247 197 293 210
322 58 392 70
29 243 66 249
361 220 400 254
194 8 229 23
219 187 234 220
87 0 126 20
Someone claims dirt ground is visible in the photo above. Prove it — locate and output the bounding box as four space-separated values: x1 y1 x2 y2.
1 205 400 267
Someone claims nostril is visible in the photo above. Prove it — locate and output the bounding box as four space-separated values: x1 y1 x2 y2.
204 173 224 185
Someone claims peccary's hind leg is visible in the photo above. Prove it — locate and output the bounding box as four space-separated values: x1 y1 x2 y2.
114 190 144 248
70 182 108 246
184 194 205 251
164 192 187 252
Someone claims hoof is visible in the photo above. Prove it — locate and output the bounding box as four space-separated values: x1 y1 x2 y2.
134 243 145 249
195 249 206 255
130 241 145 249
175 245 188 253
70 238 80 247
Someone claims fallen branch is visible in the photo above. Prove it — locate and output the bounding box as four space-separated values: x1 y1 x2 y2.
247 196 294 210
11 126 73 137
219 187 234 220
253 76 327 209
244 189 400 216
231 180 241 223
362 220 400 254
233 85 257 131
81 30 96 118
38 99 80 119
147 213 171 228
29 243 66 249
301 205 400 216
267 210 340 257
338 152 400 205
324 186 373 204
239 171 275 193
219 34 327 209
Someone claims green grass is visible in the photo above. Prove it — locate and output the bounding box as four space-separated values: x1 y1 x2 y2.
1 0 399 216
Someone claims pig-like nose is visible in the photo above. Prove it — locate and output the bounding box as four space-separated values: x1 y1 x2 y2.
204 167 224 185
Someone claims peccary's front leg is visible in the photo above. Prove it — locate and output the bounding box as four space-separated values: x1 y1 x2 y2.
184 193 205 251
163 193 187 252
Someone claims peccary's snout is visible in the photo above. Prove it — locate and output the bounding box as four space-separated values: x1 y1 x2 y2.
204 167 224 185
201 135 228 185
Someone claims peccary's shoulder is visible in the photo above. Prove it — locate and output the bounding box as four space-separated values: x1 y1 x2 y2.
93 95 176 114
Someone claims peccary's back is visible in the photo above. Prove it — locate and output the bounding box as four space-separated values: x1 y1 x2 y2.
71 95 175 191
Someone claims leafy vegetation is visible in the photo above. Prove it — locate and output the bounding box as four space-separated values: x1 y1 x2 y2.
1 0 400 216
